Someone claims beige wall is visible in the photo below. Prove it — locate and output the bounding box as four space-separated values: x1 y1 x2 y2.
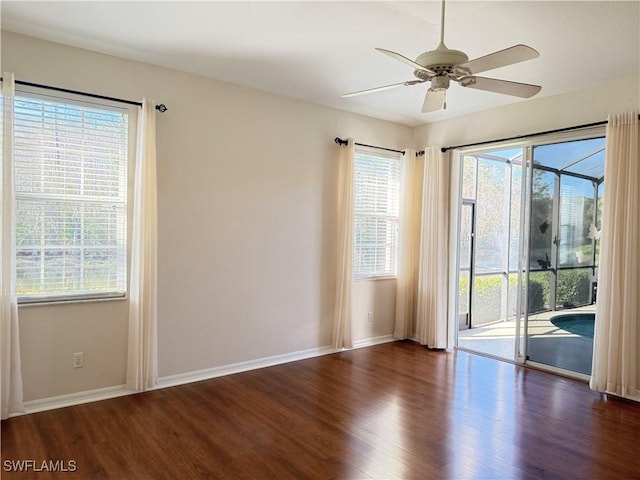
4 30 639 402
18 301 129 400
2 31 413 400
352 279 397 341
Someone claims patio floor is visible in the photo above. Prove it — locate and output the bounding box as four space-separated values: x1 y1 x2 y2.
457 306 595 375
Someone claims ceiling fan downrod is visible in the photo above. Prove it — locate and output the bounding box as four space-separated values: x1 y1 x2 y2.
439 0 446 47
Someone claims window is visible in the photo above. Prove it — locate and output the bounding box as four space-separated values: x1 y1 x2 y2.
14 94 129 302
353 146 401 278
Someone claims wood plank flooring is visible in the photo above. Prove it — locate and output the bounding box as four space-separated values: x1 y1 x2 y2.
2 340 640 479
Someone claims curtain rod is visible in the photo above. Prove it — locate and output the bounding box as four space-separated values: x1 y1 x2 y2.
440 115 640 153
0 77 167 112
334 138 427 156
334 137 404 155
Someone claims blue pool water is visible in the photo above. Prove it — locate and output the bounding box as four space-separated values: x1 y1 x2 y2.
550 312 595 338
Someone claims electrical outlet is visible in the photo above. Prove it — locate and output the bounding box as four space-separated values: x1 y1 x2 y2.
73 352 84 369
367 311 374 323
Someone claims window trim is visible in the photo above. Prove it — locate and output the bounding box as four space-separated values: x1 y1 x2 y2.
11 88 133 305
352 145 402 280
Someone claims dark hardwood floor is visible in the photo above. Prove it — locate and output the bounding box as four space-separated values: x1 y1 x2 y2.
2 341 640 479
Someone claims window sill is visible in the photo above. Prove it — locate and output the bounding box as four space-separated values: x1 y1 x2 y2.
354 276 397 282
18 294 127 308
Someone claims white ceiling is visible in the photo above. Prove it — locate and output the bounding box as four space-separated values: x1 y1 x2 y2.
2 1 639 126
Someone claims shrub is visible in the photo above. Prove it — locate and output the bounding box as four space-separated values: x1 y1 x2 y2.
464 274 504 325
527 271 550 313
528 280 545 313
458 268 593 323
556 269 592 307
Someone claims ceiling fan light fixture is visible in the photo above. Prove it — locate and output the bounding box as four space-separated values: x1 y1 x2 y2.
430 75 450 91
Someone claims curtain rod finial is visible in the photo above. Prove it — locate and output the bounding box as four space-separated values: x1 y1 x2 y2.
335 137 348 146
155 104 167 113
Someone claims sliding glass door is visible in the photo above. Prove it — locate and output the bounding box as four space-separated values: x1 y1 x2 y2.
525 138 605 376
457 148 524 360
455 133 605 377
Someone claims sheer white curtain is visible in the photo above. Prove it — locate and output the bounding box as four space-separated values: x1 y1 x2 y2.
415 146 450 348
332 138 354 349
590 111 640 401
394 149 422 340
127 99 159 391
1 73 25 419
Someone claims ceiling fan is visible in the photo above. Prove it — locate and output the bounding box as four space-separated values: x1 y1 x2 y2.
342 0 541 113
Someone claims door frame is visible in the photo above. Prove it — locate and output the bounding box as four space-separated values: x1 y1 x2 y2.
459 200 476 330
452 127 606 373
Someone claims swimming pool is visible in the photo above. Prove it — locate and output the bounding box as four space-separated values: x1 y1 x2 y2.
550 312 595 338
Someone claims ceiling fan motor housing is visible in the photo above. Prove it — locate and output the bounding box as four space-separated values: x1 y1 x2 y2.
416 47 469 73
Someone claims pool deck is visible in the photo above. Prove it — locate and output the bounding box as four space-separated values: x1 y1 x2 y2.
457 305 596 374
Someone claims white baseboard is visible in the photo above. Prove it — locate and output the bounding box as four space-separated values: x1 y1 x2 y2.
19 335 398 415
23 384 131 415
353 334 396 349
157 344 339 389
158 335 397 390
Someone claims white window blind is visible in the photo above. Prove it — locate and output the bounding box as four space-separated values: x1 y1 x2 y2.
353 146 401 278
13 94 128 302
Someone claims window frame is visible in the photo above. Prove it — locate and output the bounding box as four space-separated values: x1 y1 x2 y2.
352 145 402 280
11 88 135 305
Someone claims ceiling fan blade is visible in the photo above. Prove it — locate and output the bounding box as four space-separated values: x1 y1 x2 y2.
457 44 539 75
375 48 435 74
342 80 425 98
461 76 541 98
422 89 446 113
